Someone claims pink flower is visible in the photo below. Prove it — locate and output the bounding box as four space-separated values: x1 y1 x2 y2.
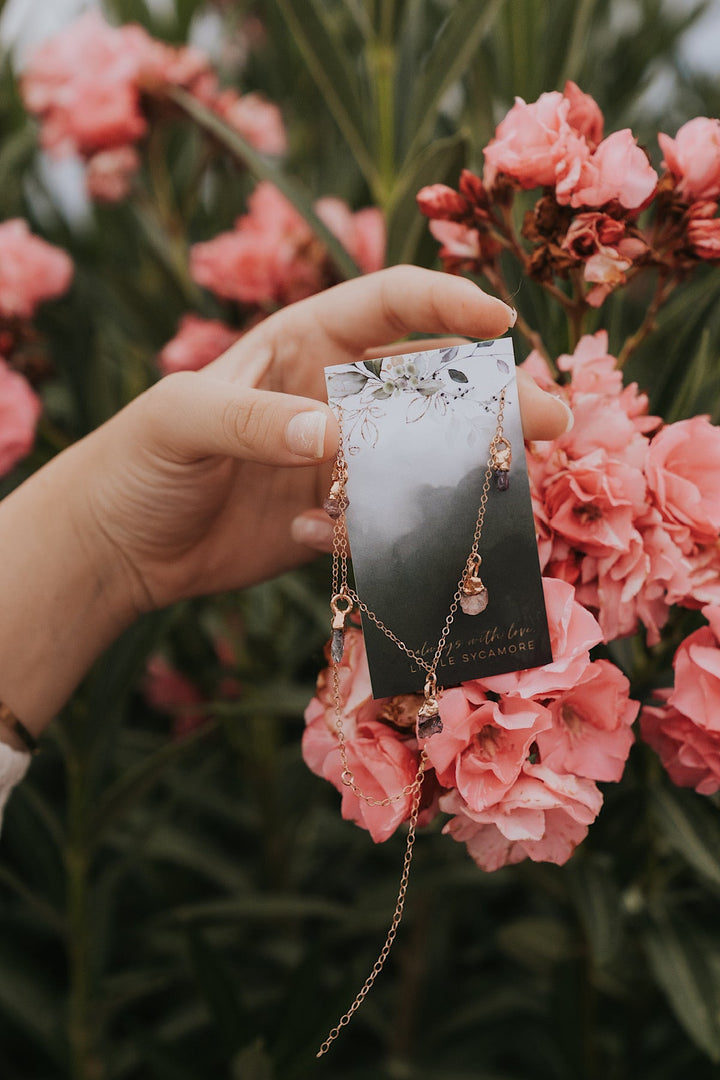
483 91 590 191
478 578 602 698
191 182 384 307
22 12 153 156
561 212 647 306
0 359 42 476
85 145 140 202
213 90 287 156
416 184 471 220
544 451 647 557
641 690 720 795
563 81 604 148
22 11 212 160
0 219 73 319
669 606 720 731
315 199 385 274
558 129 657 211
441 765 603 871
158 315 242 374
686 203 720 260
659 117 720 202
645 416 720 546
143 655 209 738
536 660 637 782
302 713 421 843
423 691 552 811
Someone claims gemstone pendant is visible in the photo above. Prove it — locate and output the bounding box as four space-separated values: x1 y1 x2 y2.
331 627 345 663
460 587 489 615
417 703 443 739
460 553 489 615
493 468 510 491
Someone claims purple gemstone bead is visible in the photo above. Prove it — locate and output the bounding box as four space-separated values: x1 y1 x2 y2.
331 628 345 663
493 469 510 491
417 710 443 739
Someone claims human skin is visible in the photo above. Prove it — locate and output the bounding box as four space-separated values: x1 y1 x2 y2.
0 266 571 746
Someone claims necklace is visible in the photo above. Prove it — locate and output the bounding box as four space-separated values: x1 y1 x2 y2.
315 384 511 1058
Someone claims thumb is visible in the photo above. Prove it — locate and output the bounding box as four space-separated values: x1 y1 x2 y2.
139 371 338 465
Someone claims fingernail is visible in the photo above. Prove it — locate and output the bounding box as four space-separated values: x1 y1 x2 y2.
508 306 517 327
286 411 327 459
291 514 334 548
553 395 574 433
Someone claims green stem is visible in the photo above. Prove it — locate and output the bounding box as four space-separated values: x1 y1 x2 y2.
65 737 103 1080
616 270 679 369
373 41 396 206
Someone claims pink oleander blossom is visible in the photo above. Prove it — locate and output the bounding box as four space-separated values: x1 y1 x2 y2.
536 660 637 782
641 691 720 795
85 145 140 202
645 416 720 547
0 219 73 319
561 212 648 306
686 204 720 260
659 117 720 203
0 359 42 476
213 90 287 156
441 765 603 872
158 314 242 374
191 182 384 307
477 577 603 698
483 89 591 192
557 128 658 211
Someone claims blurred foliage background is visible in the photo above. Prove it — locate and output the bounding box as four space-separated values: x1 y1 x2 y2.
2 1 720 1077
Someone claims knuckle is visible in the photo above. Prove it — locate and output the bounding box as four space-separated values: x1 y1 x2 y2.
221 393 267 451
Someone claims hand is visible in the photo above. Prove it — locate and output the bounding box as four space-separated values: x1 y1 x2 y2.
79 266 571 616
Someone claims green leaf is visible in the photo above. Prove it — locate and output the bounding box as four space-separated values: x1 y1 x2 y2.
168 88 361 282
232 1039 275 1080
363 358 384 377
565 856 623 971
401 0 506 163
448 369 469 383
642 908 720 1062
385 131 467 265
91 720 218 842
649 786 720 891
185 928 248 1055
269 0 377 189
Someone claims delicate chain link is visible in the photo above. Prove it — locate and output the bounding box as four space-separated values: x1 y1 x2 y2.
316 384 508 1058
315 747 427 1059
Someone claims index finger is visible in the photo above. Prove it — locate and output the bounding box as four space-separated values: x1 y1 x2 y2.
271 265 516 354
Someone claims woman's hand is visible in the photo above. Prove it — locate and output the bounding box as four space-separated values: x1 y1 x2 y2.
0 266 571 733
79 266 570 616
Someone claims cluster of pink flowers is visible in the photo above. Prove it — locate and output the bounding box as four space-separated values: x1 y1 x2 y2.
417 82 720 309
304 87 720 869
0 219 73 476
304 579 638 871
22 11 286 202
160 182 384 372
524 332 720 644
641 604 720 794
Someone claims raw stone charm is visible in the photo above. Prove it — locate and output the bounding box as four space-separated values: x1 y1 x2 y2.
493 468 510 491
323 491 349 520
417 708 443 739
460 587 489 615
331 627 345 663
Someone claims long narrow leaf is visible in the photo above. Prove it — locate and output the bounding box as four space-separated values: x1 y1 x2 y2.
270 0 378 190
650 786 720 891
385 131 467 265
169 88 361 281
642 909 720 1062
401 0 506 164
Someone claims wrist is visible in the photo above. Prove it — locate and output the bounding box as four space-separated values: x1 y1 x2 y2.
0 433 138 736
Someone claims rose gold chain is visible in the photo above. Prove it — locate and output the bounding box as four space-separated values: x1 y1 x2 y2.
315 384 509 1058
315 746 427 1059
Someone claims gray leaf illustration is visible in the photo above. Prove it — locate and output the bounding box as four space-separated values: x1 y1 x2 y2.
327 370 369 398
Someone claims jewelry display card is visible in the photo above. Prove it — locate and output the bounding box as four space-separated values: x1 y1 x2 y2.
325 338 552 698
